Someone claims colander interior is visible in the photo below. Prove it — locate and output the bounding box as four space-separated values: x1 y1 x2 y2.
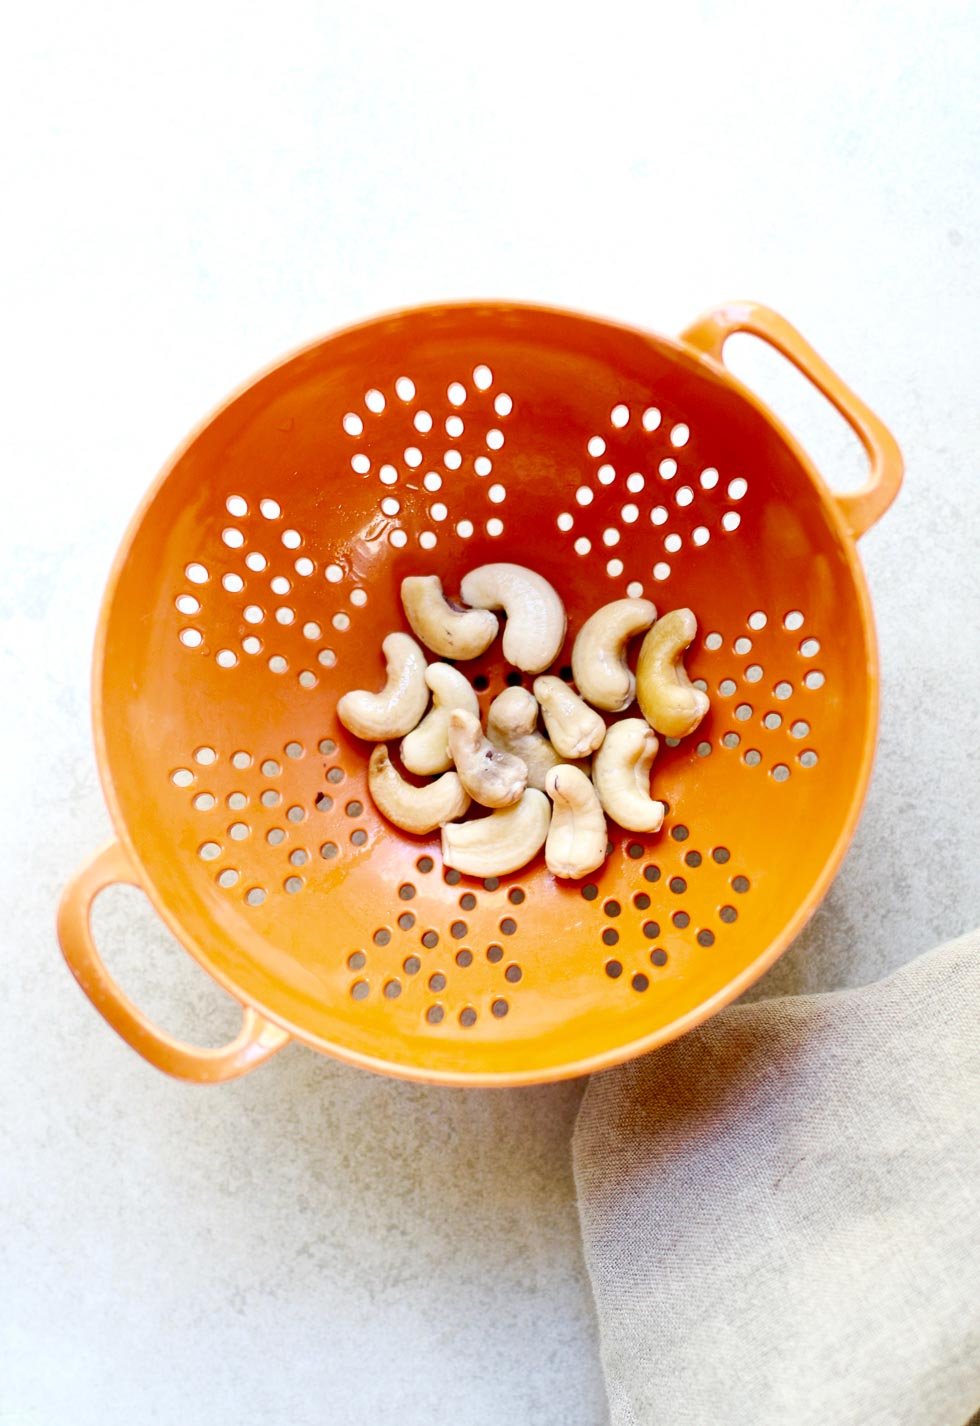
96 304 875 1082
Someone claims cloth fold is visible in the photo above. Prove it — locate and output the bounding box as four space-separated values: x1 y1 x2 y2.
574 929 980 1426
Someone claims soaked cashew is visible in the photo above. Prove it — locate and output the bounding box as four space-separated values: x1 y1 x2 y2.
441 789 551 878
368 745 470 835
400 574 499 660
400 664 479 776
572 598 657 712
533 676 606 759
337 632 429 740
447 708 528 808
486 686 562 792
459 563 566 673
636 608 710 738
592 718 665 833
544 764 608 880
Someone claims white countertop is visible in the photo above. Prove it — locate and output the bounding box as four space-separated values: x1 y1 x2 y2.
3 2 979 1422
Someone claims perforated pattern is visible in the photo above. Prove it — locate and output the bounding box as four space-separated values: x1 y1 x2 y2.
97 303 878 1081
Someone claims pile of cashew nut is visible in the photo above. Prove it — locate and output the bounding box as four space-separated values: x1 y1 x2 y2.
336 564 709 881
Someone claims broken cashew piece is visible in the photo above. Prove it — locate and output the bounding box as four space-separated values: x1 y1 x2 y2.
572 598 658 712
459 563 567 673
592 718 665 833
636 608 710 739
337 632 429 740
544 764 608 880
447 708 528 809
533 676 606 760
486 686 562 792
401 663 479 776
400 574 499 660
441 789 551 878
368 745 470 835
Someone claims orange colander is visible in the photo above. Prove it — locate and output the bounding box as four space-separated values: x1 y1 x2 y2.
57 301 902 1086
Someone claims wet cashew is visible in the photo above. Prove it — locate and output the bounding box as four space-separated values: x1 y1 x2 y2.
636 608 710 738
533 676 606 759
592 718 665 832
447 708 528 808
441 789 551 878
368 745 470 835
459 563 566 673
544 764 608 880
400 664 479 776
486 686 562 792
400 574 499 660
572 598 658 712
337 632 429 740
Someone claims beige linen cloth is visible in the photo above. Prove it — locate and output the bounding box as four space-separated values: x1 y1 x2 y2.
573 929 980 1426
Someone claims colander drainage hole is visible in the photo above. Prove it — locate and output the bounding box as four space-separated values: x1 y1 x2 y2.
486 944 503 963
347 951 366 970
398 912 415 931
670 824 689 842
491 999 509 1018
459 1007 477 1027
634 892 651 910
460 892 477 911
720 905 738 923
643 864 661 883
399 882 417 900
351 980 369 1001
685 850 702 867
384 980 401 999
504 964 523 983
627 842 644 859
417 856 434 874
643 921 660 939
650 948 668 967
508 887 525 905
500 918 517 936
426 1005 445 1024
373 928 391 946
732 875 750 893
450 921 467 939
631 974 649 992
483 877 500 891
672 910 690 928
422 930 439 949
428 972 446 992
403 956 421 975
602 928 619 947
604 900 621 917
604 960 623 979
581 883 599 901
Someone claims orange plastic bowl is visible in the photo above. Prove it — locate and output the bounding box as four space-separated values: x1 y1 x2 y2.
57 301 901 1086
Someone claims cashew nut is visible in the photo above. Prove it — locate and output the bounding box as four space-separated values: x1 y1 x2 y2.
400 574 499 660
592 718 665 832
486 686 562 792
533 676 606 759
544 764 608 880
337 632 429 740
459 563 566 673
368 745 470 834
441 789 551 878
571 598 657 712
635 608 710 738
447 708 528 808
400 664 480 775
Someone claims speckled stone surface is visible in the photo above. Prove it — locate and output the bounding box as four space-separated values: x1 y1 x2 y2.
3 3 979 1422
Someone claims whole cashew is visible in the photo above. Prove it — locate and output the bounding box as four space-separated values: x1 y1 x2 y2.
635 608 710 738
486 686 562 792
447 708 528 808
544 765 608 880
533 676 606 759
337 632 429 740
400 574 499 660
572 598 657 712
441 789 551 878
592 718 665 833
459 563 566 673
400 664 479 776
368 745 470 835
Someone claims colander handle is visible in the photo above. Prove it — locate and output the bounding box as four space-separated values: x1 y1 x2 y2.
679 302 903 538
57 840 291 1083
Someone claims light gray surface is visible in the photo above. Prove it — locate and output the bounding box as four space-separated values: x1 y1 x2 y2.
2 2 979 1423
